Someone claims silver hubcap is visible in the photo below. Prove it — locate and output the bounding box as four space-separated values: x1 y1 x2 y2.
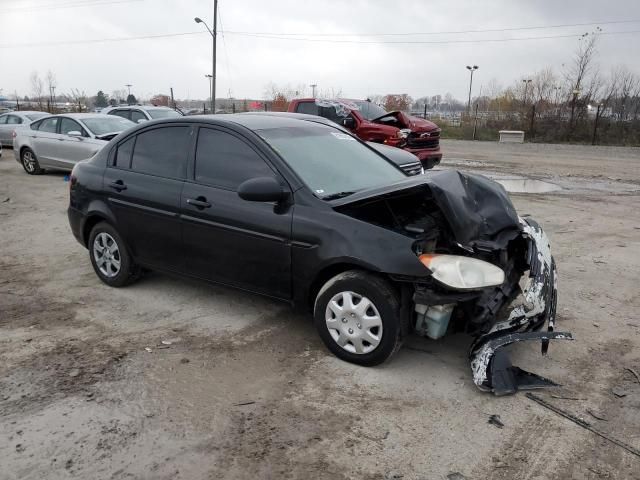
23 151 35 172
325 291 383 354
93 232 121 278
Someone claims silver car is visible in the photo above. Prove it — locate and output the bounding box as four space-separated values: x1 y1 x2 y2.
101 105 183 123
13 113 135 175
0 111 50 147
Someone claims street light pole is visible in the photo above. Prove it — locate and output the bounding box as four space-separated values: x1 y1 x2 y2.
522 79 532 105
125 84 132 104
310 83 317 97
466 65 478 113
205 75 213 113
195 0 217 114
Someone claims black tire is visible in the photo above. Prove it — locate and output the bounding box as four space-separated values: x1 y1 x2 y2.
313 270 403 366
21 148 44 175
88 221 140 287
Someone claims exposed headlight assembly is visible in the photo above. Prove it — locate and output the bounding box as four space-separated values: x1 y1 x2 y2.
419 254 505 290
396 128 411 139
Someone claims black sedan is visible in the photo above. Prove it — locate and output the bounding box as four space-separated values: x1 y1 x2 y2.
68 113 572 395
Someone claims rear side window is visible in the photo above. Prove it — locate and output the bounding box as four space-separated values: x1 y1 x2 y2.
295 102 319 116
38 117 59 133
195 128 274 190
114 137 135 168
6 115 22 125
130 126 190 179
0 115 7 125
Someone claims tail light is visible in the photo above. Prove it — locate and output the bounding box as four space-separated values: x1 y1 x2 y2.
11 130 17 138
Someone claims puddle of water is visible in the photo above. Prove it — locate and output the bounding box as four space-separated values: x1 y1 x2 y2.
494 178 562 193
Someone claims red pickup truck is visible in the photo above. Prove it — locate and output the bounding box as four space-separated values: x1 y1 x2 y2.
288 98 442 169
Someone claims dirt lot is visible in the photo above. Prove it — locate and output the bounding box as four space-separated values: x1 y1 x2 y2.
1 140 639 480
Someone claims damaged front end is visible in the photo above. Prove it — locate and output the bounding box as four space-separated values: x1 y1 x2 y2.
334 171 573 395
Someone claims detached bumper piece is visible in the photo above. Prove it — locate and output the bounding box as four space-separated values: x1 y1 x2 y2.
469 219 574 396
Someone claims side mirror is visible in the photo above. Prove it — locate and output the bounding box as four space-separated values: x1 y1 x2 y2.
238 177 287 202
341 117 355 129
67 131 83 138
136 118 147 124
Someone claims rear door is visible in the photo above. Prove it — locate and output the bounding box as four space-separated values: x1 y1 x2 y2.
103 124 192 270
31 117 62 167
181 126 293 298
0 115 9 145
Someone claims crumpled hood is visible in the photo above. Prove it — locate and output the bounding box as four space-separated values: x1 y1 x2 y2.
371 111 440 132
332 170 521 248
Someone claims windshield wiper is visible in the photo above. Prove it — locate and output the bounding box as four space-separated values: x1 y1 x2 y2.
322 191 356 201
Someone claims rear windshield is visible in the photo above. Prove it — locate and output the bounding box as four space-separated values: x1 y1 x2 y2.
147 108 182 119
257 125 404 199
25 113 49 121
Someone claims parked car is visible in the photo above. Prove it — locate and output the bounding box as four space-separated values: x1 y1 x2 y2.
101 105 183 123
68 114 571 395
0 111 50 147
243 111 424 176
288 98 443 169
14 114 135 174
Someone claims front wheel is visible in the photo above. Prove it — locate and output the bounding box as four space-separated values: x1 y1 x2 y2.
88 222 140 287
21 148 43 175
313 270 403 366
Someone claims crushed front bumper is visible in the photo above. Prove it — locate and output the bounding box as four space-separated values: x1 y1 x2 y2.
469 218 573 395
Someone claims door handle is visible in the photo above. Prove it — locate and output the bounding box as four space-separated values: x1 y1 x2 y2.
187 197 211 209
109 180 127 191
57 138 64 141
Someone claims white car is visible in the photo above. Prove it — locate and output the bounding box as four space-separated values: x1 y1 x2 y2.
0 111 50 147
13 113 135 174
101 105 183 123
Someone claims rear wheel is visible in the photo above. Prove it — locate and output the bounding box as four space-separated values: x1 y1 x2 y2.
88 222 140 287
313 270 403 366
21 148 43 175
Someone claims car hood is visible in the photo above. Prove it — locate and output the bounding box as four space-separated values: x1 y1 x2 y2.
332 170 521 248
371 111 440 132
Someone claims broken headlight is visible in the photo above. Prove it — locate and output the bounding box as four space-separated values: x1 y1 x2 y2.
418 254 505 290
396 128 411 139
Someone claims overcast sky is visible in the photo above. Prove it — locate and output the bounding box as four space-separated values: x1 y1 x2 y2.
1 0 639 102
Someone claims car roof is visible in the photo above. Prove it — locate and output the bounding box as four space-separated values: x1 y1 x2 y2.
1 110 48 116
146 113 339 130
103 105 174 111
51 113 109 120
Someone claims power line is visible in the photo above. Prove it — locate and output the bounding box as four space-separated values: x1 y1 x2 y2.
5 0 142 12
223 19 640 37
2 27 640 49
223 29 640 45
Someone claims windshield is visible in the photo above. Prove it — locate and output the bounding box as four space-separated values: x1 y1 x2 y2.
257 125 405 199
353 101 387 120
25 113 49 121
82 117 135 136
147 108 182 119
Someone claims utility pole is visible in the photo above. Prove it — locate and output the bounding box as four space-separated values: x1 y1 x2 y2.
310 84 317 97
194 0 217 114
466 65 478 113
522 79 532 105
592 103 602 145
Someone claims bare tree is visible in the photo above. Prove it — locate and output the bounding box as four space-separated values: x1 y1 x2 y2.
564 32 599 137
68 89 88 112
30 71 44 110
46 70 57 110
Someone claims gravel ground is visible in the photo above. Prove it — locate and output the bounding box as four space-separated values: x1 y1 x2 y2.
1 141 640 480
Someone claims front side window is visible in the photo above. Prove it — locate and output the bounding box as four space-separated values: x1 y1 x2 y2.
38 117 59 133
257 124 404 199
60 118 87 136
195 128 275 190
130 126 190 178
131 110 147 123
353 101 387 120
109 110 130 120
